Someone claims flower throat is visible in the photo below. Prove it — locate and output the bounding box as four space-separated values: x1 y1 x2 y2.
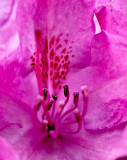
31 29 88 140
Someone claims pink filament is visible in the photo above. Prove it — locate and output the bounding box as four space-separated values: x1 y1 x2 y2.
34 86 88 139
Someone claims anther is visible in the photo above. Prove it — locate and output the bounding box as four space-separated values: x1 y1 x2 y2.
43 88 48 100
81 85 88 117
74 109 81 122
58 101 64 113
47 98 54 110
73 92 79 104
81 85 88 100
34 95 43 111
63 85 69 97
52 94 57 100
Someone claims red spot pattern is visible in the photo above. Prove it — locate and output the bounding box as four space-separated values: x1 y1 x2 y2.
30 29 75 92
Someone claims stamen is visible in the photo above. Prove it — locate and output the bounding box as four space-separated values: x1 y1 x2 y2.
53 101 65 138
60 91 79 120
61 110 82 135
63 85 69 97
81 85 88 117
52 94 57 100
51 94 57 118
55 101 65 120
47 98 54 110
73 92 79 104
81 85 88 100
41 98 53 127
34 95 43 111
42 98 54 119
55 85 70 121
43 88 48 100
41 120 48 132
74 109 81 122
39 120 49 141
35 84 88 139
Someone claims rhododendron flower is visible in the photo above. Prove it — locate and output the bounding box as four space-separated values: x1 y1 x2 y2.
1 0 127 160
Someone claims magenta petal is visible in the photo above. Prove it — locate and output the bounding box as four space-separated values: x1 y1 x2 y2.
0 22 19 56
85 75 127 130
95 2 127 37
0 136 20 160
84 31 127 130
0 0 15 27
0 91 34 132
0 86 127 160
3 127 127 160
0 54 38 106
91 31 127 80
0 91 40 160
17 0 95 69
16 0 95 94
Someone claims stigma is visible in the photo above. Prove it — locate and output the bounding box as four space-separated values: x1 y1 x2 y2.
34 85 88 140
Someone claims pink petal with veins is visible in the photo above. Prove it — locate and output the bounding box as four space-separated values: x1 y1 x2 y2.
16 0 95 94
0 136 20 160
84 30 127 130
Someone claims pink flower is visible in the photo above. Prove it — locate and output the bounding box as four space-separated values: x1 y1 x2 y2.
0 0 127 160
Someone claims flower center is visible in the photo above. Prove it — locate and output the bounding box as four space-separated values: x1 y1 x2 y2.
34 85 88 140
31 29 88 140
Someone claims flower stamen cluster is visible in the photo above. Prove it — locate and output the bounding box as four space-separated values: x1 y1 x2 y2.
34 85 88 140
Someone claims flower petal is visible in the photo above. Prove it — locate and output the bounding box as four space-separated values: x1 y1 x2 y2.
0 90 126 160
95 0 110 6
16 0 95 93
22 131 127 160
91 31 127 81
84 30 127 130
85 75 127 130
95 1 127 37
0 53 38 106
0 91 34 132
0 20 19 57
2 125 127 160
0 0 15 27
0 136 20 160
17 0 95 67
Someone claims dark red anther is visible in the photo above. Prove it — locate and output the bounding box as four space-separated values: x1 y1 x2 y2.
52 94 57 100
74 110 81 122
43 88 48 100
73 92 79 104
47 99 54 110
63 85 69 97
